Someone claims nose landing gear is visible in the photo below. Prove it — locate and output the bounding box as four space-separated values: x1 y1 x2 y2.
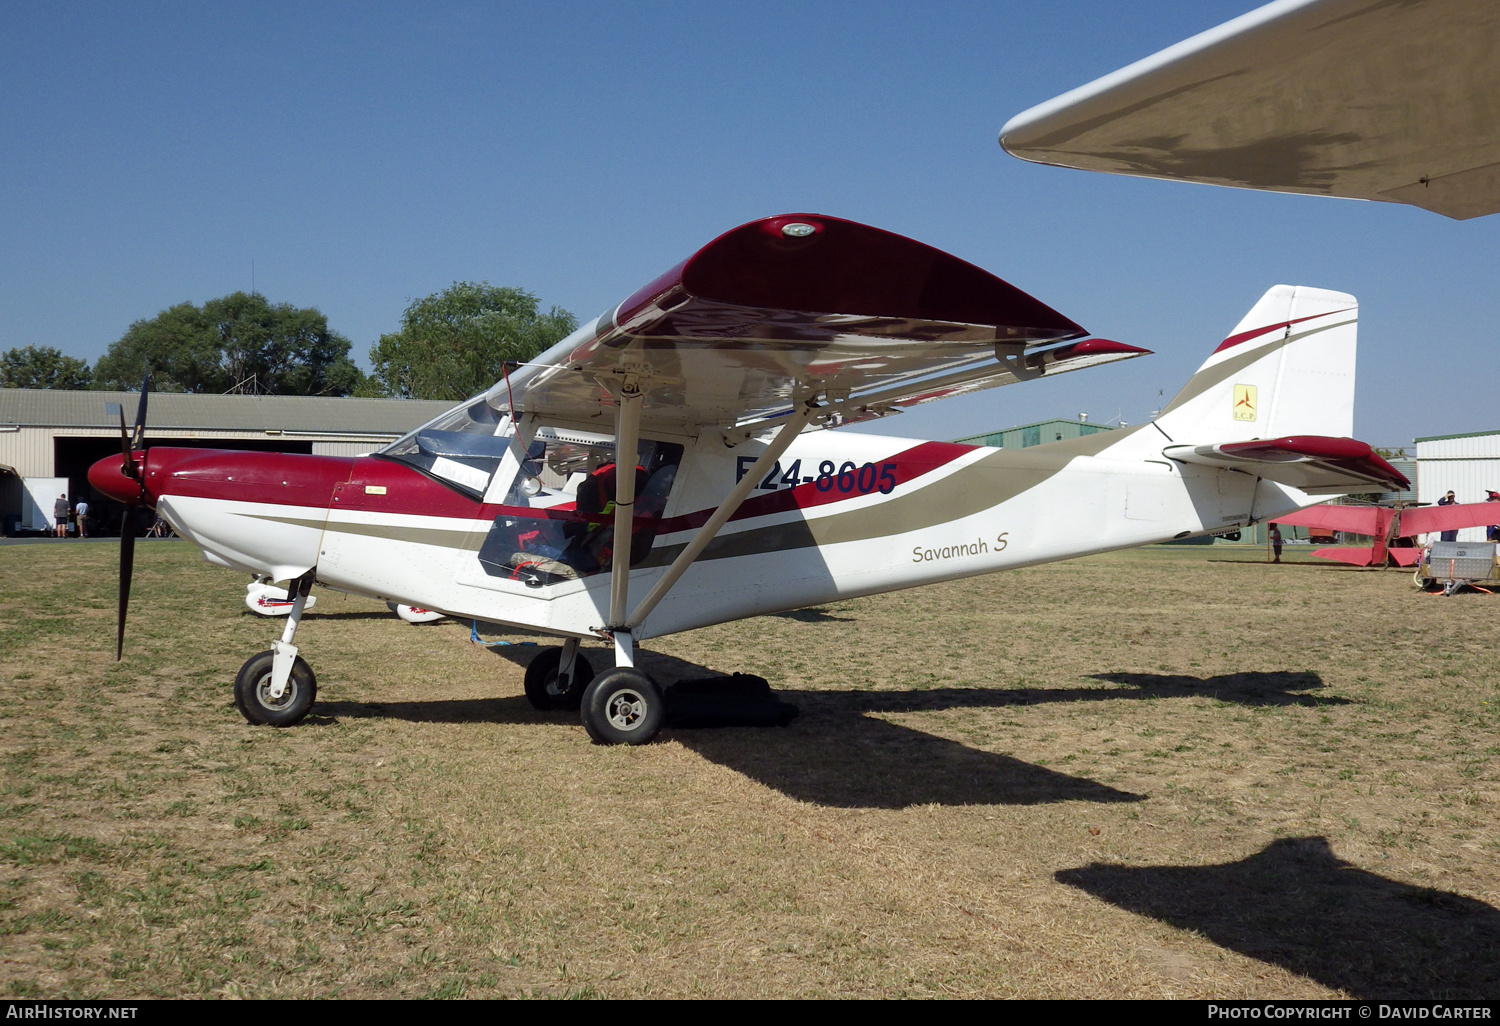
234 571 318 727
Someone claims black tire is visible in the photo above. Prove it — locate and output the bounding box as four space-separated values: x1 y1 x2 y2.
523 647 595 711
580 667 664 745
233 650 317 727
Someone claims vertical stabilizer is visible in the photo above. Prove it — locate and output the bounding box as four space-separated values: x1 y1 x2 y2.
1154 286 1357 444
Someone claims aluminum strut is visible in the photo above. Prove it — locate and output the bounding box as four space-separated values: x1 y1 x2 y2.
624 399 817 632
606 380 644 631
269 571 315 699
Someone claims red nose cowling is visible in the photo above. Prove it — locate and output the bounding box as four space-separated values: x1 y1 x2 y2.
89 453 148 506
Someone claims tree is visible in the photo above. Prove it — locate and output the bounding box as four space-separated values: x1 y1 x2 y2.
367 283 576 401
93 292 364 396
0 345 93 389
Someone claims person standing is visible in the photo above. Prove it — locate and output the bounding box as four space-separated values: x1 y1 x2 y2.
1269 523 1283 563
1438 490 1459 542
53 493 69 537
74 498 89 538
1487 489 1500 543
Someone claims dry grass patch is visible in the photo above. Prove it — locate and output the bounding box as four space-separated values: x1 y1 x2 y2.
0 540 1496 998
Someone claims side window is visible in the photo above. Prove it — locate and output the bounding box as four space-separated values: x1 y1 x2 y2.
477 434 684 586
377 395 511 499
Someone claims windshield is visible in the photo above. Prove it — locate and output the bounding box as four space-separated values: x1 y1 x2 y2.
377 393 510 499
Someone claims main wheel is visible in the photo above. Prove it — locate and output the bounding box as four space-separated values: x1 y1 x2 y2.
233 650 317 727
580 667 664 745
523 647 595 711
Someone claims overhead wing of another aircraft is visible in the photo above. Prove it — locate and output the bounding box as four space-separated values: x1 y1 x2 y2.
1000 0 1500 220
493 214 1147 437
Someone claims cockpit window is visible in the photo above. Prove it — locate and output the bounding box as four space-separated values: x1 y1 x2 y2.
376 394 510 499
476 429 684 587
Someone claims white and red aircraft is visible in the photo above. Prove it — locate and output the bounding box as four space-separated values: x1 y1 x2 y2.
89 214 1406 744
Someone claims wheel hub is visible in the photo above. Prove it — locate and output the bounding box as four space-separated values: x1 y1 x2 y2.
605 689 646 730
255 673 297 710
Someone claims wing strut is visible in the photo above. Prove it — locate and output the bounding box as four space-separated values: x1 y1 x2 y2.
605 378 645 668
619 391 821 640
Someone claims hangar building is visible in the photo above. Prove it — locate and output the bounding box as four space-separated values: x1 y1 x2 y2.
0 388 451 535
1414 429 1500 542
952 417 1113 449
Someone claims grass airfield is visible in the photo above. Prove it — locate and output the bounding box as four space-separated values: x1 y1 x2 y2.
0 540 1496 999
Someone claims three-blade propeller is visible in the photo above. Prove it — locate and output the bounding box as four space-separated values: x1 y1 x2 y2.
108 376 151 661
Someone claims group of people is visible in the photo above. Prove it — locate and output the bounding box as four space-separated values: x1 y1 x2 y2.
51 494 88 538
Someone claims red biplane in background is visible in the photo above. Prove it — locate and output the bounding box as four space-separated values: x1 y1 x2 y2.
1274 502 1500 567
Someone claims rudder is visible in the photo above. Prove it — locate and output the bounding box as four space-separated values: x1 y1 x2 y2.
1154 285 1358 445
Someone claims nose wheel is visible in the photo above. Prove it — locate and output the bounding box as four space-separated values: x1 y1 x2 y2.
234 570 318 727
234 650 317 726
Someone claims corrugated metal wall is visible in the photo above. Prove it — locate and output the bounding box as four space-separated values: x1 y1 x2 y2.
0 429 58 477
1416 431 1500 542
312 441 387 457
955 419 1111 449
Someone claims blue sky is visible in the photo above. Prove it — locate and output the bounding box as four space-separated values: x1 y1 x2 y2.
3 1 1495 448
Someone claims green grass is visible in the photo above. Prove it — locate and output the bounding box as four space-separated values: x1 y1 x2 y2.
0 540 1496 998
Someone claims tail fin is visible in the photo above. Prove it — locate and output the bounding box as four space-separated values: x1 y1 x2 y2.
1154 286 1357 444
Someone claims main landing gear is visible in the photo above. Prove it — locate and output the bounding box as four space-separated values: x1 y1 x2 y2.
523 640 665 746
234 571 318 727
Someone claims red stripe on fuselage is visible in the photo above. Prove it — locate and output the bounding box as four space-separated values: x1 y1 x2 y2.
144 439 977 534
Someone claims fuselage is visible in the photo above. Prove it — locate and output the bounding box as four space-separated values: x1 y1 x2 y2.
89 422 1308 643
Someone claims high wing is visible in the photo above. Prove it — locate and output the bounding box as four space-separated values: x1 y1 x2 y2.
1274 504 1391 536
1276 500 1500 537
999 0 1500 220
1399 502 1500 537
1162 436 1409 495
487 214 1148 434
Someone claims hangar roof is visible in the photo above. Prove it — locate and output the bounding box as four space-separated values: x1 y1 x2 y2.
1413 428 1500 444
0 388 455 436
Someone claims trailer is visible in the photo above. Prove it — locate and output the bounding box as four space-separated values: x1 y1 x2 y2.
1415 540 1500 595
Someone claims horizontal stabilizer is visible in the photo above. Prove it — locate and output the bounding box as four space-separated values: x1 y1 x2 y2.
1163 436 1409 494
1312 546 1423 567
1311 546 1380 566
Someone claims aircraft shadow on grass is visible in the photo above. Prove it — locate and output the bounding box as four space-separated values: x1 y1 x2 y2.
318 646 1143 809
323 654 1338 808
1085 671 1350 708
1057 836 1500 999
610 649 1145 809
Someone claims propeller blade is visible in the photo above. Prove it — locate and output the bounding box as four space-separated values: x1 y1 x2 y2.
116 508 137 661
129 373 151 451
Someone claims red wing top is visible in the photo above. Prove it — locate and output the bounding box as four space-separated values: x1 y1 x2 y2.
1278 500 1500 539
1275 504 1393 536
483 214 1147 435
1399 502 1500 537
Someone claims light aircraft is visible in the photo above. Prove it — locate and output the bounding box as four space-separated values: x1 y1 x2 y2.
89 213 1406 744
1275 502 1500 566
